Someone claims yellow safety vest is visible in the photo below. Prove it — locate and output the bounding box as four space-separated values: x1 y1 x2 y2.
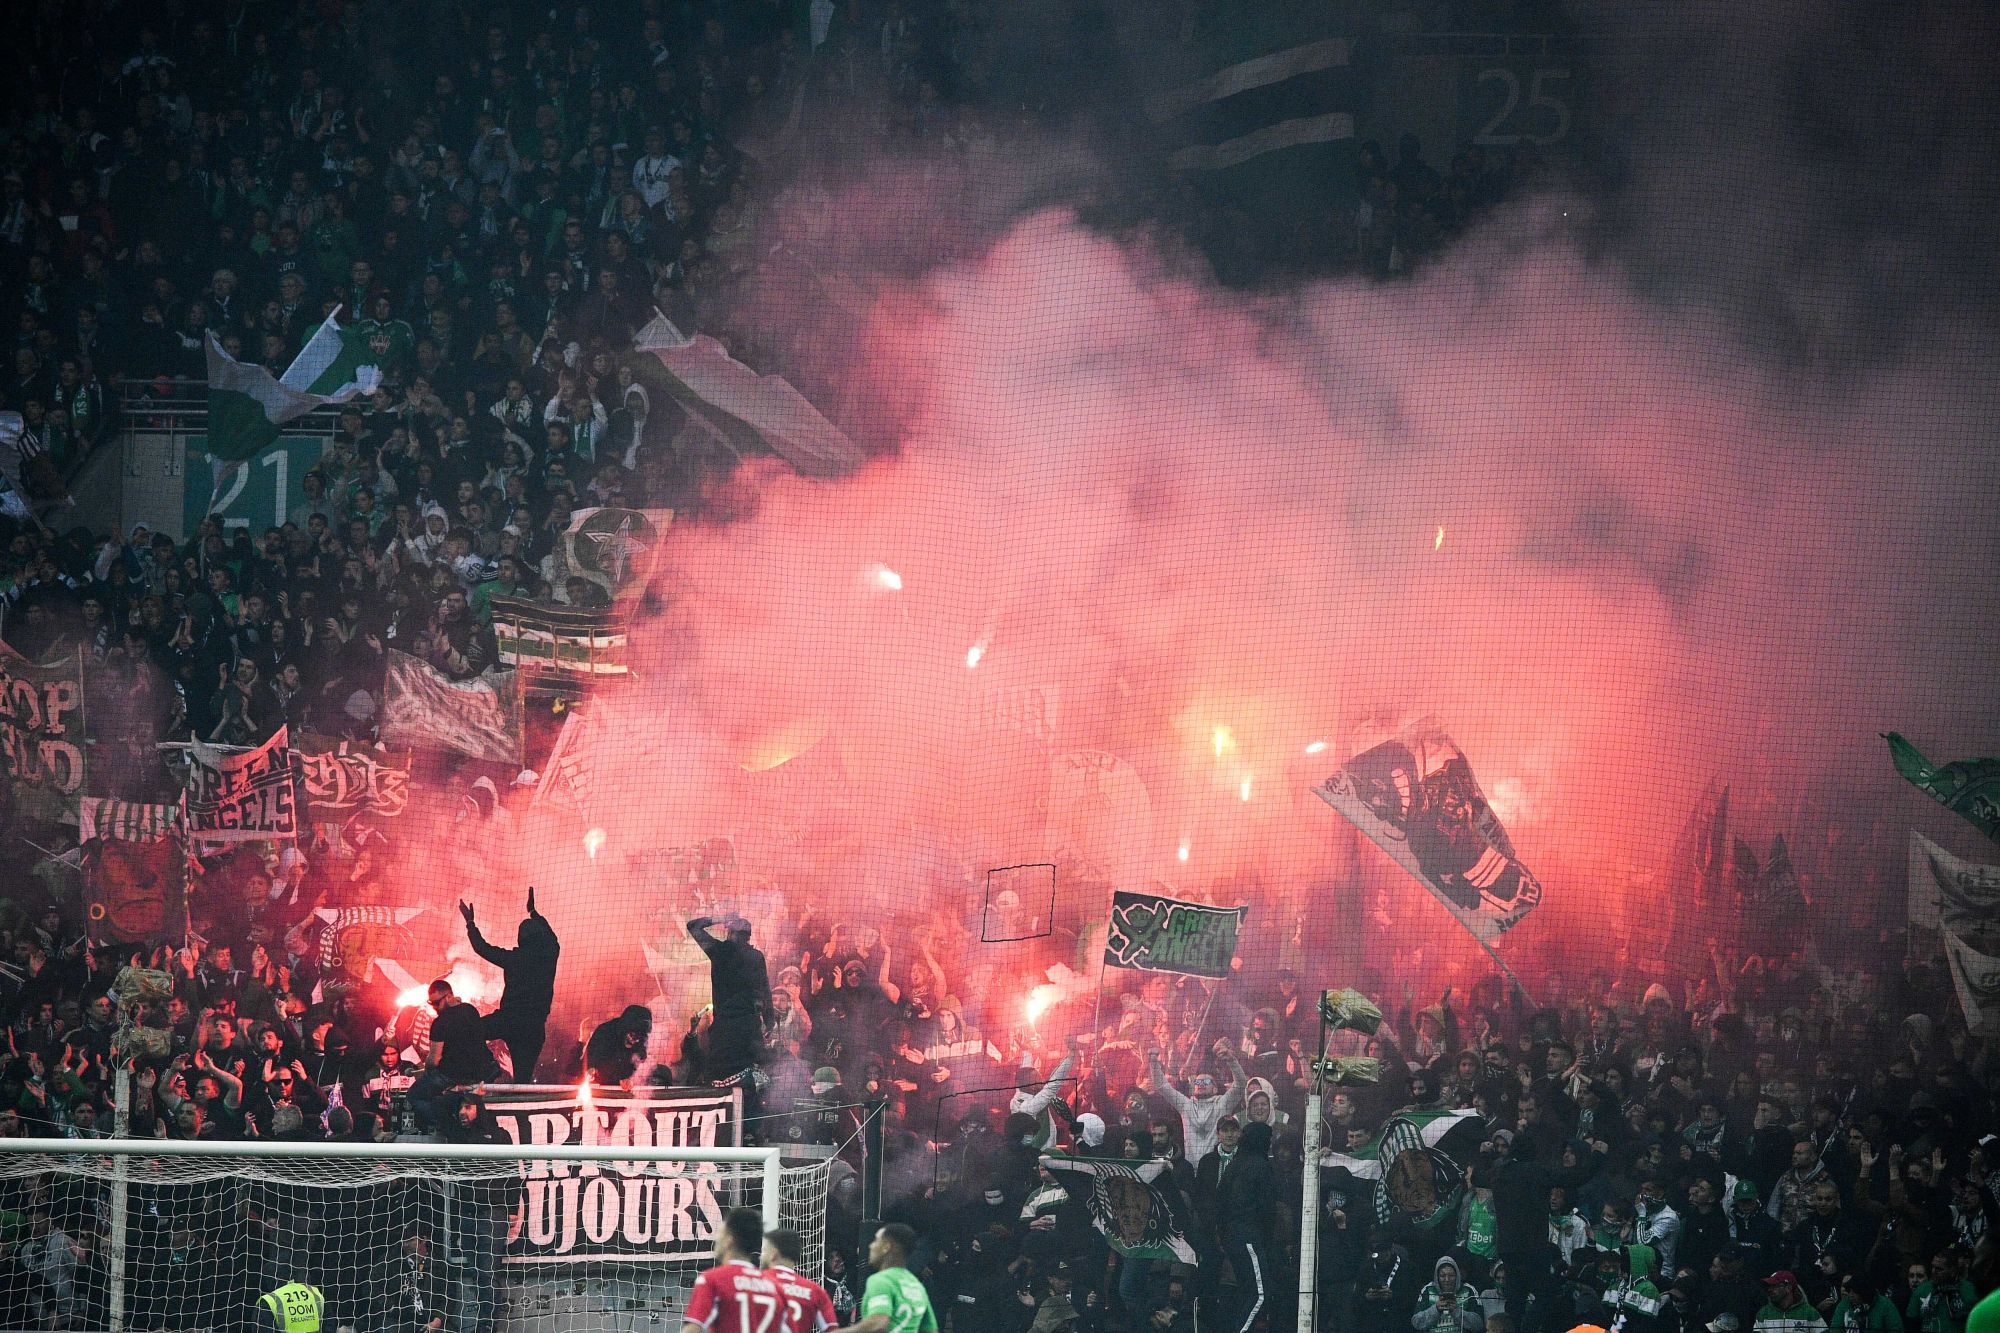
259 1280 324 1333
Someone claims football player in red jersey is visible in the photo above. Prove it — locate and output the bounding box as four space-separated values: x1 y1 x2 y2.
684 1208 784 1333
763 1227 838 1333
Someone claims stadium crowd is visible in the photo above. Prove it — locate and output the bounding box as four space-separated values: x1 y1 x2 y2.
0 0 1994 1331
0 862 1993 1333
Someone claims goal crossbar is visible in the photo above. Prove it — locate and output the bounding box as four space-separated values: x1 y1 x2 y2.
0 1135 786 1226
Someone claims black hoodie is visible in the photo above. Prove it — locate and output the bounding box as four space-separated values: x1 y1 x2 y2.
1221 1121 1278 1245
469 902 561 1024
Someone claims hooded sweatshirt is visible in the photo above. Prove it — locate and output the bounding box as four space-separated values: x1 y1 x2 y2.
1244 1076 1291 1129
1220 1121 1277 1245
467 899 561 1026
1756 1285 1829 1333
1608 1243 1666 1333
1413 1256 1486 1333
407 504 450 563
1010 1051 1075 1151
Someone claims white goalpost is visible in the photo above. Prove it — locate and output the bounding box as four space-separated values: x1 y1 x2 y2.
0 1136 831 1333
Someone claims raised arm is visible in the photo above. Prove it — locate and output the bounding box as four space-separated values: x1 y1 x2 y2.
1218 1049 1248 1116
462 901 514 968
685 918 721 957
874 942 900 1005
1148 1049 1195 1116
917 926 950 1002
1018 1049 1078 1117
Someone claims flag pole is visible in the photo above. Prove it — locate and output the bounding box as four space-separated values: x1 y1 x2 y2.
1179 977 1221 1077
1471 931 1533 1007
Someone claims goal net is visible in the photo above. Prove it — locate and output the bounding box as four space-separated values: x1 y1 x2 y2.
0 1137 830 1333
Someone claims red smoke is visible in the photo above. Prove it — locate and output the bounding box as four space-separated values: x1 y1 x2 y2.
421 194 1997 1031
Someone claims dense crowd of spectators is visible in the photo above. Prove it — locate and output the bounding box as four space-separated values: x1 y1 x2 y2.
0 884 1993 1333
0 0 1990 1331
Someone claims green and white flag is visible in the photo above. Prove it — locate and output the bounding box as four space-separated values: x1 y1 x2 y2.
1038 1155 1197 1264
281 307 385 399
1103 890 1246 978
1323 1109 1485 1229
635 312 863 478
1907 832 2000 941
1887 733 2000 844
204 309 381 462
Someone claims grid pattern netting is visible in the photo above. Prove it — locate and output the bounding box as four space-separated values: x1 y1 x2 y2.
0 1152 828 1331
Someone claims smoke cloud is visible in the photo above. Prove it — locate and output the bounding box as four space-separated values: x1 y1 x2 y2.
419 1 2000 1032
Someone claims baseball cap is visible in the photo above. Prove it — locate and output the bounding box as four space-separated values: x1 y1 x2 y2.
1707 1316 1741 1333
1764 1271 1798 1289
812 1067 840 1086
1732 1179 1759 1202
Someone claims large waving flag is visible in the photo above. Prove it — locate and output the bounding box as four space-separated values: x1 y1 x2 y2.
281 308 385 398
1315 718 1542 943
635 313 863 478
204 309 381 462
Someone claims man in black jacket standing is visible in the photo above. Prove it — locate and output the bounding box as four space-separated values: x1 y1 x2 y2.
1220 1120 1279 1333
461 887 560 1080
1477 1128 1608 1333
687 914 772 1122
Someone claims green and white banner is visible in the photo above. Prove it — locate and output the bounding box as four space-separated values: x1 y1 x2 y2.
204 310 381 462
1103 890 1245 978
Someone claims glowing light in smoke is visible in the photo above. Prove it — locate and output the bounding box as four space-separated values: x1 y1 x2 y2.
1239 777 1253 801
1304 740 1328 755
583 827 606 859
1434 525 1446 551
397 965 495 1012
1212 726 1234 757
965 642 986 668
874 565 903 592
1024 984 1061 1027
1177 843 1190 862
577 1076 594 1106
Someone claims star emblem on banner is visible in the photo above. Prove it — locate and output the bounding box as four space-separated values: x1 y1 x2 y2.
581 510 656 586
